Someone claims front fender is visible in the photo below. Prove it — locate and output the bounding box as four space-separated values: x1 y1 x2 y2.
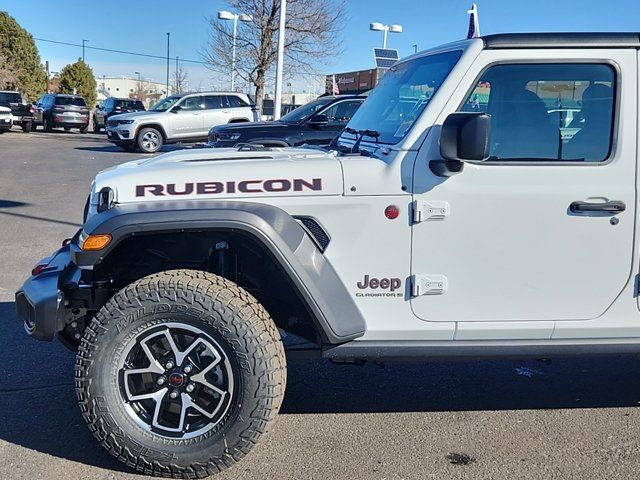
75 200 365 344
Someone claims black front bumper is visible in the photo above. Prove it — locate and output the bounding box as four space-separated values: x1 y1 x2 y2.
15 245 74 341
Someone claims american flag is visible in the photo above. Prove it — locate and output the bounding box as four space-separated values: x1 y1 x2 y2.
467 3 480 39
332 75 340 95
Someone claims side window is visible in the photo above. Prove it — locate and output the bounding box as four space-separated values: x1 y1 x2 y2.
461 63 615 162
227 95 248 108
204 95 224 109
178 96 203 111
321 100 363 127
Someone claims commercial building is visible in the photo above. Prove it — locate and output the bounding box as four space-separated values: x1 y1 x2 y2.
325 68 382 95
96 76 171 107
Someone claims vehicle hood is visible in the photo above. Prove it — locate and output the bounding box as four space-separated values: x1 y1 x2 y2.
109 110 164 121
212 121 292 133
0 106 11 113
90 147 343 210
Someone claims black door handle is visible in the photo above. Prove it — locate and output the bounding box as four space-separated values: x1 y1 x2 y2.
569 200 626 213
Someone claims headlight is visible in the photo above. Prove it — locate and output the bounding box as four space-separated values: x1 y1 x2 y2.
117 119 134 125
218 132 241 141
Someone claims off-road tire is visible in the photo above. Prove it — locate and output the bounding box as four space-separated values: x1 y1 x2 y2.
137 127 163 153
80 125 89 134
75 269 286 478
43 117 52 132
93 119 101 133
21 121 32 133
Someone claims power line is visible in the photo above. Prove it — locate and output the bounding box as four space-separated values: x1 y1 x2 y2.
34 37 208 66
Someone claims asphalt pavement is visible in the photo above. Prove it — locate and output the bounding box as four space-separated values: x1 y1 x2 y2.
1 127 640 479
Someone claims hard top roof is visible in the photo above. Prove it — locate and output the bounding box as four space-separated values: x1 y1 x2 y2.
482 32 640 49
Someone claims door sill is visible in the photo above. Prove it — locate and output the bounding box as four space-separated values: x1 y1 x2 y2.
322 338 640 362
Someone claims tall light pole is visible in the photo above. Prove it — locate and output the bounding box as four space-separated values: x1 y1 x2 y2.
369 22 403 48
218 10 253 91
82 39 88 61
273 0 286 120
166 33 170 97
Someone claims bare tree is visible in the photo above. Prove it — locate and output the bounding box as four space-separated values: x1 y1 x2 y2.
171 58 189 94
202 0 346 114
134 79 151 104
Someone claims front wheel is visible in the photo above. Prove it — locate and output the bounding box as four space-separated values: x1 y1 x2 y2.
137 127 163 153
75 270 286 478
21 121 32 133
92 119 101 133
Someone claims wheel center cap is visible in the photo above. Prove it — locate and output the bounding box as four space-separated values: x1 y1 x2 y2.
168 372 185 387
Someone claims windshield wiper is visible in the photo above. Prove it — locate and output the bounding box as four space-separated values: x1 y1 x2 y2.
343 127 380 154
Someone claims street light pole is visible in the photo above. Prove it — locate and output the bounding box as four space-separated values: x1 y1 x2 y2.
218 11 253 92
166 32 170 97
82 39 88 61
369 22 403 49
273 0 286 121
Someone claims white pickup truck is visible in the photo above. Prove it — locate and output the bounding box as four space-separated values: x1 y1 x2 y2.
16 32 640 478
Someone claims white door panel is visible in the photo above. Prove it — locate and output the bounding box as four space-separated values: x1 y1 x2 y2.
411 49 638 326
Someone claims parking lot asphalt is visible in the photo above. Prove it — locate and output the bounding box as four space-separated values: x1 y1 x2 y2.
1 128 640 480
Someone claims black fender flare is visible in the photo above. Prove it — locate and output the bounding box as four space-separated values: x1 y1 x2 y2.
74 201 366 344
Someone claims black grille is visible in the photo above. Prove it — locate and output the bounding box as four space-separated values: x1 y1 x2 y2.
296 217 330 251
208 131 217 143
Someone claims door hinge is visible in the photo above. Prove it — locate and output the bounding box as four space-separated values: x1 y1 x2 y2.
411 274 448 297
413 200 450 223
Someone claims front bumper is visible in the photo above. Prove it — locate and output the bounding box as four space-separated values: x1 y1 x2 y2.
0 116 13 130
106 125 134 143
15 246 74 341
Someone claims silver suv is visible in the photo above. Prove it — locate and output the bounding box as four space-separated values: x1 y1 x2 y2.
106 91 256 153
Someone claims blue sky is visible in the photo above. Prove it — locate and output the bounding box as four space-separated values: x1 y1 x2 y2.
3 0 640 94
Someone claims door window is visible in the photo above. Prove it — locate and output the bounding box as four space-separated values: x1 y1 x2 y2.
226 95 248 108
204 95 226 109
461 63 615 162
178 96 203 111
321 100 362 126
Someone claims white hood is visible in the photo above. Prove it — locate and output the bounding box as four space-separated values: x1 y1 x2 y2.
91 147 344 209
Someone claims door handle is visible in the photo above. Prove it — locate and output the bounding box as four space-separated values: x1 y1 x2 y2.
569 200 626 213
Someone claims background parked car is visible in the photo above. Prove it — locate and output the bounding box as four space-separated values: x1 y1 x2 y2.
0 106 13 133
0 90 35 132
33 94 90 133
208 95 365 148
106 91 255 153
93 98 145 132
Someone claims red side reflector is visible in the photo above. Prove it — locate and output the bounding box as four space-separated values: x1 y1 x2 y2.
385 205 400 220
32 263 49 276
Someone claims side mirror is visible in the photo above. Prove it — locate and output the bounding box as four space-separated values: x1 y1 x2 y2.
170 105 181 113
95 104 100 109
307 114 329 128
431 112 491 177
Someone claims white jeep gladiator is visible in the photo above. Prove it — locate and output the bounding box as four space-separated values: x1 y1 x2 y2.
16 32 638 477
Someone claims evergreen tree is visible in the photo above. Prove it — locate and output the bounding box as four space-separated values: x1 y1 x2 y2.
0 12 46 99
58 59 97 107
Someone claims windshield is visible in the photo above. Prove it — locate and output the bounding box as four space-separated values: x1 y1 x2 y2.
344 50 462 144
0 92 22 105
150 96 181 112
280 97 334 123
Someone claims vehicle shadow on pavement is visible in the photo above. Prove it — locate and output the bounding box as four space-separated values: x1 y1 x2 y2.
1 298 640 471
0 301 129 473
75 144 208 154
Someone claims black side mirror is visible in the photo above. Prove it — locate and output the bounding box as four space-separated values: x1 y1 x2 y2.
170 105 181 113
431 112 491 177
308 114 329 128
95 104 100 109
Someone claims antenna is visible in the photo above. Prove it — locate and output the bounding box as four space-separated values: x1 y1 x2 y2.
467 3 481 39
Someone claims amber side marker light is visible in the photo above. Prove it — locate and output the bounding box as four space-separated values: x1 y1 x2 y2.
82 234 112 251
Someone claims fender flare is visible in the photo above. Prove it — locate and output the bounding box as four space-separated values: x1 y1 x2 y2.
74 201 366 344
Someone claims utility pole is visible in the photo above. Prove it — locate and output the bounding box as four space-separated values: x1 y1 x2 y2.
82 39 88 61
273 0 286 120
45 60 50 93
166 32 170 96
